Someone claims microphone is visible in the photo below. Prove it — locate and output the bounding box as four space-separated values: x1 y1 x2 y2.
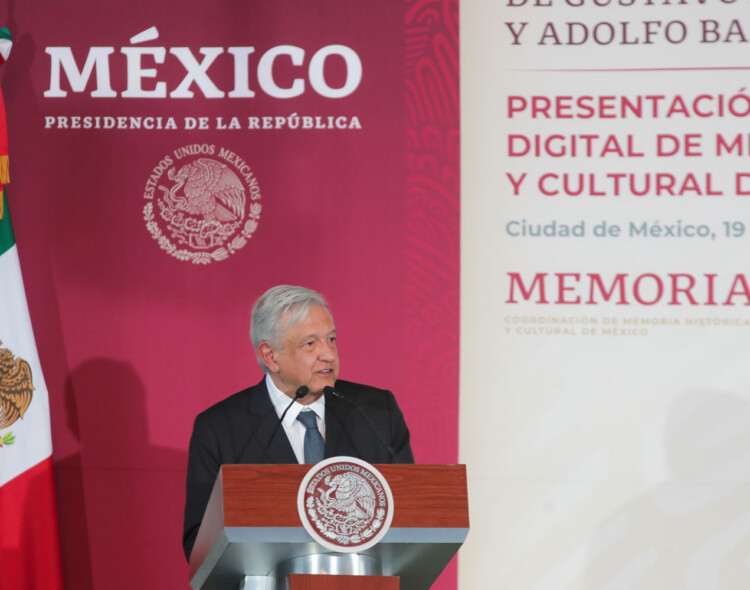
235 385 309 463
324 386 398 463
259 385 309 462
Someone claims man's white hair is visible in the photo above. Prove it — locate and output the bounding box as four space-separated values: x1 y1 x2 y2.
250 285 329 372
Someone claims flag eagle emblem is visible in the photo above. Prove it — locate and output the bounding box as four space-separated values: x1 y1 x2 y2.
0 340 34 429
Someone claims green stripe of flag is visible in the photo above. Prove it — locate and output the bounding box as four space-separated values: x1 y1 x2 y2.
0 187 16 256
0 27 11 63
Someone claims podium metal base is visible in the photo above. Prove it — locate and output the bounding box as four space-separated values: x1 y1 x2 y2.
239 576 270 590
277 553 380 579
238 554 381 590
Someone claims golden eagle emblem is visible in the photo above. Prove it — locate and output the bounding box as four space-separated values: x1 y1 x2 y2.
0 340 34 429
166 158 246 223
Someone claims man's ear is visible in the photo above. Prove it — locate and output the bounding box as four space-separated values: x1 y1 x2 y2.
258 342 278 372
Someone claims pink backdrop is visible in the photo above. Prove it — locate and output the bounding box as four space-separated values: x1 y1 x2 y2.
2 1 459 589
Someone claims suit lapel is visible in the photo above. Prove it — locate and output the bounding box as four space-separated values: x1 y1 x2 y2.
243 378 298 464
324 389 359 459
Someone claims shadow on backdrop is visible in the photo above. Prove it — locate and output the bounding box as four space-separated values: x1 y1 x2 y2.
55 358 189 590
583 390 750 589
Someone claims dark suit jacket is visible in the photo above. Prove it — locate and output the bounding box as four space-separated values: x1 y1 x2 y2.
182 378 414 560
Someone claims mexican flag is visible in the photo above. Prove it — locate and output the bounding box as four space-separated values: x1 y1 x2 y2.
0 28 64 590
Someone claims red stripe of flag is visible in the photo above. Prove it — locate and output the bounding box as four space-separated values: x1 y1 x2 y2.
0 457 64 589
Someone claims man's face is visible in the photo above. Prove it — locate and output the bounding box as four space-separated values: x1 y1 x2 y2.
263 305 339 401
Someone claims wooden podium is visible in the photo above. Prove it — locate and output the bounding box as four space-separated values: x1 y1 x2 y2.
189 464 469 590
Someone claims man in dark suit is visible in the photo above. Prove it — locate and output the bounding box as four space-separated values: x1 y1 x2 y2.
183 285 414 560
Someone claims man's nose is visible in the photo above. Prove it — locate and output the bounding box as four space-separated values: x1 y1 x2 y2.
319 341 336 360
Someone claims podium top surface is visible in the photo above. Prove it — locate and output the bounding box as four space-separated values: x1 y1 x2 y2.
189 463 469 590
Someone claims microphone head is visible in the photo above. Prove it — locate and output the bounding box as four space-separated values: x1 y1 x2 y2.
323 386 338 397
295 386 310 399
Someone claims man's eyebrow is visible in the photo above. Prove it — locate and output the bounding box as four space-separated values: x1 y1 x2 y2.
298 328 336 341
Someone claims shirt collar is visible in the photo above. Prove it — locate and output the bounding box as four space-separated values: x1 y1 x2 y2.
265 374 326 425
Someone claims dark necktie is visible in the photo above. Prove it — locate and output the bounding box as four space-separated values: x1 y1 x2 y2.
296 410 324 464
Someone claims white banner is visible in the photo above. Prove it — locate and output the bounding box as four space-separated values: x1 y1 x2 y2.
461 2 750 588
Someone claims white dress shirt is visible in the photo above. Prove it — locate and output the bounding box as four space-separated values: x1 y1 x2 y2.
265 374 326 464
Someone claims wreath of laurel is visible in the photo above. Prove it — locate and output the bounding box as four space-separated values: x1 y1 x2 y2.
143 201 261 265
305 496 385 545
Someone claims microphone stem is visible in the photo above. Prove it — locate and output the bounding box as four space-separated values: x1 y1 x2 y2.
325 386 398 463
258 385 309 462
